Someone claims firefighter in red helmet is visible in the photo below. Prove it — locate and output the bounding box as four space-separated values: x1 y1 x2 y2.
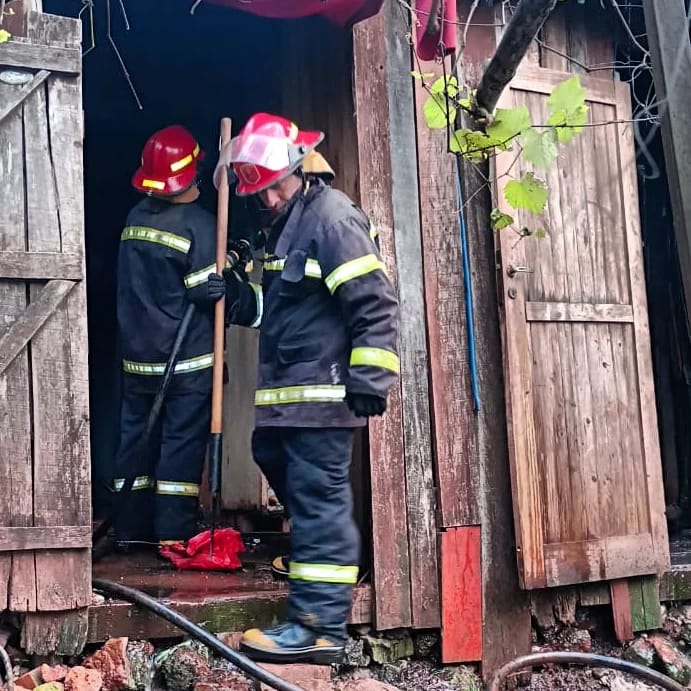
208 113 400 664
113 125 221 549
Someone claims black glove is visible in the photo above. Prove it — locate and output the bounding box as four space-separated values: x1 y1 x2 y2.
345 392 387 418
207 268 242 304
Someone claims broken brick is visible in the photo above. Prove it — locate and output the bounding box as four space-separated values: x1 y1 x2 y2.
40 665 70 683
84 638 130 691
64 667 103 691
650 634 691 686
216 633 242 651
15 669 43 690
258 664 332 691
160 645 210 691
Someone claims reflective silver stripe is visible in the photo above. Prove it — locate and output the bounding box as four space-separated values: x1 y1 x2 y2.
249 282 263 328
184 263 216 288
324 254 386 294
264 257 322 279
123 353 213 376
113 476 153 491
255 384 346 406
121 226 191 254
369 223 378 242
350 346 400 373
289 562 359 584
156 481 200 497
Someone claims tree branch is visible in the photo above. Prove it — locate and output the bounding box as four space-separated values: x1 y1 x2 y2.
474 0 558 117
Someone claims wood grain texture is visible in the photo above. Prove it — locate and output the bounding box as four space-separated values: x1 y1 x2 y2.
0 37 80 73
495 69 668 589
440 527 482 663
0 69 50 125
353 9 412 630
0 250 83 280
610 580 634 642
0 526 91 551
385 0 439 629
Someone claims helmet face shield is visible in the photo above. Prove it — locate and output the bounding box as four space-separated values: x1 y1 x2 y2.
229 133 291 172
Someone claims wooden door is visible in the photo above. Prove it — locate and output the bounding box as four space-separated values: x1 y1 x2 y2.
495 66 669 589
0 10 91 653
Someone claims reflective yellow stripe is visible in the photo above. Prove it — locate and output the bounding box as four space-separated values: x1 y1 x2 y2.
369 223 379 242
113 476 153 491
264 258 322 279
142 179 166 190
156 481 200 497
170 144 200 172
184 263 216 288
249 282 263 328
350 347 399 373
324 254 385 294
123 353 213 376
289 562 359 584
122 226 191 254
255 384 345 406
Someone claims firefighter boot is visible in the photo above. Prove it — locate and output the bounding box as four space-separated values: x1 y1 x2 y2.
240 621 343 665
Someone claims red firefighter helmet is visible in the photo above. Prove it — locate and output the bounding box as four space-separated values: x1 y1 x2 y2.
229 113 324 196
132 125 205 196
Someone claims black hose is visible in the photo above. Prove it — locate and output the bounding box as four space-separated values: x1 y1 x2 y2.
92 579 303 691
92 302 197 555
488 652 686 691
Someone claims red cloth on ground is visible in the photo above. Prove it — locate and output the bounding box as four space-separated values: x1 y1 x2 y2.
159 529 245 571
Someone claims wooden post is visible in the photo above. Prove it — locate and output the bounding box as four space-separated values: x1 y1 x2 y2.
642 0 691 324
475 0 558 114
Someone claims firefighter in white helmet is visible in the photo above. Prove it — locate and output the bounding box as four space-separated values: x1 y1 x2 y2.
208 113 399 664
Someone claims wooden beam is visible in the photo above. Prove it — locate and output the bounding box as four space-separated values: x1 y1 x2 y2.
0 279 75 377
525 302 634 323
610 579 634 642
353 9 413 631
0 39 80 74
0 526 91 551
0 250 83 279
440 527 482 663
0 70 50 125
642 0 691 327
475 0 558 115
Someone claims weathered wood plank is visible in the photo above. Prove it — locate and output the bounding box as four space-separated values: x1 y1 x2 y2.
525 302 633 323
385 0 438 629
25 14 91 623
414 62 480 528
0 77 33 612
610 580 634 642
440 527 482 663
510 65 617 103
87 584 372 643
615 81 669 571
630 576 662 632
0 251 83 280
353 9 412 631
0 39 80 73
544 535 659 587
0 70 50 125
0 279 75 377
458 29 532 679
21 608 89 656
0 526 91 551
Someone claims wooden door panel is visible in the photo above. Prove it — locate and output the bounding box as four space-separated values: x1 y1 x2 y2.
496 67 668 589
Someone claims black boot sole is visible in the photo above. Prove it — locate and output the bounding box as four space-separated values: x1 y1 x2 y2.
239 641 344 666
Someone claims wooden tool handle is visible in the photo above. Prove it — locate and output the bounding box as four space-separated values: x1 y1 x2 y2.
210 117 232 434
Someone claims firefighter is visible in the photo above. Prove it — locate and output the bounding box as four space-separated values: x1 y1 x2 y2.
208 113 399 664
113 125 220 549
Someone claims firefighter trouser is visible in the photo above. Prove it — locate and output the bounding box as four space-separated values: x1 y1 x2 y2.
252 427 359 643
113 384 210 543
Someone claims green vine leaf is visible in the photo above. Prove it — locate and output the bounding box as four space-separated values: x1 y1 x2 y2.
533 229 548 240
430 75 458 98
547 75 589 143
490 209 514 231
424 93 457 129
411 71 435 81
450 129 502 161
504 173 549 214
486 105 532 148
521 128 558 171
0 29 11 43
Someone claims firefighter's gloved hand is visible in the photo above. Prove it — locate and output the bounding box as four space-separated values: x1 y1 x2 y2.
207 273 226 303
345 392 387 418
207 270 242 304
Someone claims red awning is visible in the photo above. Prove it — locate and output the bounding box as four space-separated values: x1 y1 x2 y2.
206 0 385 27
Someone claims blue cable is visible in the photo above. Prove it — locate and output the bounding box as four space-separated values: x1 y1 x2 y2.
455 156 481 413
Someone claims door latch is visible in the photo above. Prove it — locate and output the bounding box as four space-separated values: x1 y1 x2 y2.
506 264 533 278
